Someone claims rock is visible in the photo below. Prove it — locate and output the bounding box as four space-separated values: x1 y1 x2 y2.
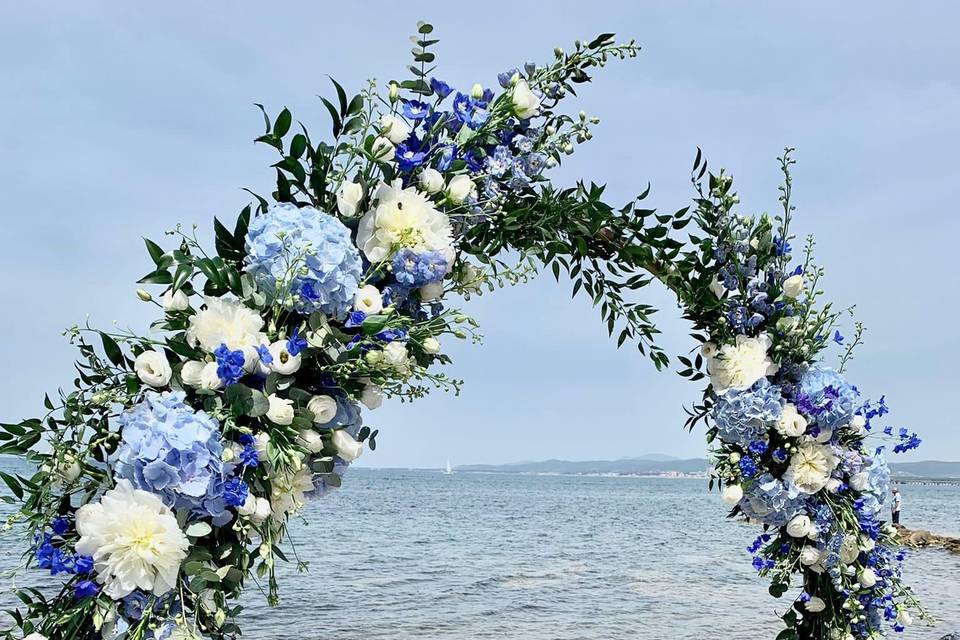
938 634 960 640
895 525 960 555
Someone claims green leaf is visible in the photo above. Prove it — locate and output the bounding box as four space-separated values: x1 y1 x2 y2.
144 238 165 265
274 108 292 137
185 522 212 537
328 76 347 115
289 133 307 159
99 332 125 367
138 270 173 285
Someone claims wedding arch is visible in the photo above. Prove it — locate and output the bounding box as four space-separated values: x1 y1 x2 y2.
1 24 926 640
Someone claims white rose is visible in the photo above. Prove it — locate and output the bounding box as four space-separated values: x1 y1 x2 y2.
336 181 364 218
422 337 441 355
371 136 395 161
782 274 804 298
198 362 223 391
707 334 778 394
296 429 325 454
134 350 172 388
354 284 383 314
331 429 363 461
446 175 476 204
53 456 82 483
161 289 189 311
267 341 301 375
784 439 839 494
858 568 877 588
419 168 445 194
786 514 812 538
800 546 823 566
709 277 726 298
849 472 869 492
382 341 411 373
511 79 541 119
180 360 206 387
419 282 443 301
238 494 271 525
254 432 270 459
360 384 383 410
776 403 808 438
848 415 867 435
840 536 860 564
266 395 295 426
722 484 743 505
307 395 338 424
253 497 272 523
701 342 718 358
805 596 826 613
379 114 410 144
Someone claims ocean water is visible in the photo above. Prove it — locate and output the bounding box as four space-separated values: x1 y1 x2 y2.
1 468 958 639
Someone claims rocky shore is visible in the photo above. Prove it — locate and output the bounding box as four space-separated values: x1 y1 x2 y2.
894 524 960 554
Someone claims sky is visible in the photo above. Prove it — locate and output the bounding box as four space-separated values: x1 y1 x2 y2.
0 1 958 469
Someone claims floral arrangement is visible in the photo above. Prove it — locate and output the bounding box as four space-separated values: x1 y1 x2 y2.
0 22 925 640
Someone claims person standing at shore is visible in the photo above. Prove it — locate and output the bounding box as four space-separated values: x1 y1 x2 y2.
891 487 902 524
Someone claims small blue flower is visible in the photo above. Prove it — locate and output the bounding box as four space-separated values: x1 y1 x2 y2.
52 517 70 536
498 69 519 88
395 136 429 172
375 328 408 343
437 145 458 171
74 579 100 599
429 78 452 99
345 310 366 328
833 330 845 345
255 343 273 365
287 328 308 356
402 100 429 120
223 477 248 508
74 554 94 574
239 444 259 468
214 344 246 386
392 249 447 288
237 433 254 447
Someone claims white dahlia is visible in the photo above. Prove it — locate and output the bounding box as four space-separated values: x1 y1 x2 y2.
75 480 189 599
707 333 778 394
784 439 839 495
356 179 453 263
186 296 267 355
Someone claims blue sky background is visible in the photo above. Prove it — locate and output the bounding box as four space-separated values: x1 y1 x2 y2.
1 2 957 469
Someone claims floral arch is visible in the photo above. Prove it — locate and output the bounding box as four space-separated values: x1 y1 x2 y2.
1 23 925 640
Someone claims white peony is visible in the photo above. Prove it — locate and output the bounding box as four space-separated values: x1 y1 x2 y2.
161 289 189 312
805 596 826 613
445 174 476 204
134 350 172 388
336 181 364 218
186 297 267 356
266 340 301 375
75 480 189 599
360 384 383 410
296 429 325 454
782 274 804 298
707 334 778 394
354 284 383 314
786 514 812 538
422 337 441 355
776 403 808 438
307 395 338 424
511 79 541 119
722 484 743 505
379 114 410 144
356 180 454 263
784 439 839 494
419 168 445 194
331 429 363 462
858 568 878 588
270 465 314 517
266 395 295 425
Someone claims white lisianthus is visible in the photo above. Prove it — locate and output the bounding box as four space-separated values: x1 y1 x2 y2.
848 472 869 492
75 480 189 599
360 384 383 410
709 277 726 298
419 282 443 301
379 113 410 144
270 465 314 517
331 429 364 461
721 484 743 505
53 455 82 484
134 350 172 388
897 610 912 626
814 427 833 444
776 403 808 438
266 395 295 425
180 361 206 387
800 546 823 566
254 432 270 459
336 181 364 218
858 568 878 588
786 514 812 538
307 395 338 424
186 297 267 354
848 415 867 435
707 334 778 394
419 168 445 194
782 274 804 298
198 362 222 391
238 494 272 525
296 429 325 454
840 536 860 564
777 316 799 333
371 136 395 161
458 263 484 294
805 596 826 613
445 175 476 204
161 289 189 312
266 340 301 375
381 341 411 374
356 179 454 263
422 337 441 355
784 439 839 494
354 284 383 314
511 79 541 119
700 342 718 359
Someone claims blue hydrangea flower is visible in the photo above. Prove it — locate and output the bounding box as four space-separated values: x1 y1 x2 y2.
245 203 363 319
797 365 858 430
113 391 233 524
712 379 783 446
740 473 808 527
392 249 447 288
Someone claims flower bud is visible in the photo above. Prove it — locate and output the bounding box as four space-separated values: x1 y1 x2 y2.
470 83 484 100
388 82 399 102
136 289 153 302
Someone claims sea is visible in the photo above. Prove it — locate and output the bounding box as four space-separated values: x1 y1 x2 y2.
1 466 957 640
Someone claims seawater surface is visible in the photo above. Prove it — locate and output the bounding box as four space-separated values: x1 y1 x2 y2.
1 468 958 639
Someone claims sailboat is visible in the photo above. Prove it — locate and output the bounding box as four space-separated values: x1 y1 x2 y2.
444 460 453 475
